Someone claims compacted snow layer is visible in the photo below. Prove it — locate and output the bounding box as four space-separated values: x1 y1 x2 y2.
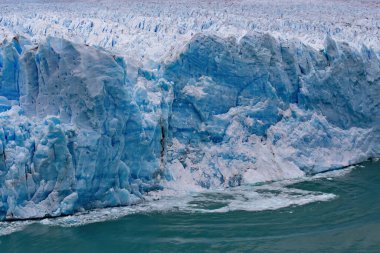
0 0 379 220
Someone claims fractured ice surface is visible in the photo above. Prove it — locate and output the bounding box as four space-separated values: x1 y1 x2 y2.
0 0 379 65
0 36 168 219
164 33 379 188
0 32 378 220
0 0 379 220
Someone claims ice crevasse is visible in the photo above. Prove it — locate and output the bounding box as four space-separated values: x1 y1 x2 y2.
0 32 378 220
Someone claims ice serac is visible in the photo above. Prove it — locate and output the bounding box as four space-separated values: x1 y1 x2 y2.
164 33 379 187
0 32 379 220
0 37 168 220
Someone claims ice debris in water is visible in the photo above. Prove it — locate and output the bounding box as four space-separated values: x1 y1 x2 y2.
0 169 341 235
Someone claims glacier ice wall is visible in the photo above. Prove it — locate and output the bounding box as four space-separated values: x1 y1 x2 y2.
164 33 379 187
0 36 169 219
0 33 379 220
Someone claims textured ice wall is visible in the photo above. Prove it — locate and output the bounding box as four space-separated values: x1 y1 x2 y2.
164 33 379 188
0 33 379 220
0 37 169 219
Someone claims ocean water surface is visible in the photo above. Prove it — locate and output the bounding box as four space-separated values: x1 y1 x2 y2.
0 160 379 253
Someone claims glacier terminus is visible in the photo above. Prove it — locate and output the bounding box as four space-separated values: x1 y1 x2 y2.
0 0 379 220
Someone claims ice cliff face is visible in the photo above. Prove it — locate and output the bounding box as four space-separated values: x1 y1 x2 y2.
0 36 168 219
164 33 379 188
0 32 379 220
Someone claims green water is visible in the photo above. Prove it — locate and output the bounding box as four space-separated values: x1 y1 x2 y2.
1 161 379 253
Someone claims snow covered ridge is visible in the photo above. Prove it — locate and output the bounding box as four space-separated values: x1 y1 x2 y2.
0 32 378 220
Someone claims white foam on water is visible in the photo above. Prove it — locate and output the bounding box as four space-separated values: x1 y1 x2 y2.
0 220 33 237
0 166 355 236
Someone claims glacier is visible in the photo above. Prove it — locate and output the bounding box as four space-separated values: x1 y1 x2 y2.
0 0 379 220
0 32 378 220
